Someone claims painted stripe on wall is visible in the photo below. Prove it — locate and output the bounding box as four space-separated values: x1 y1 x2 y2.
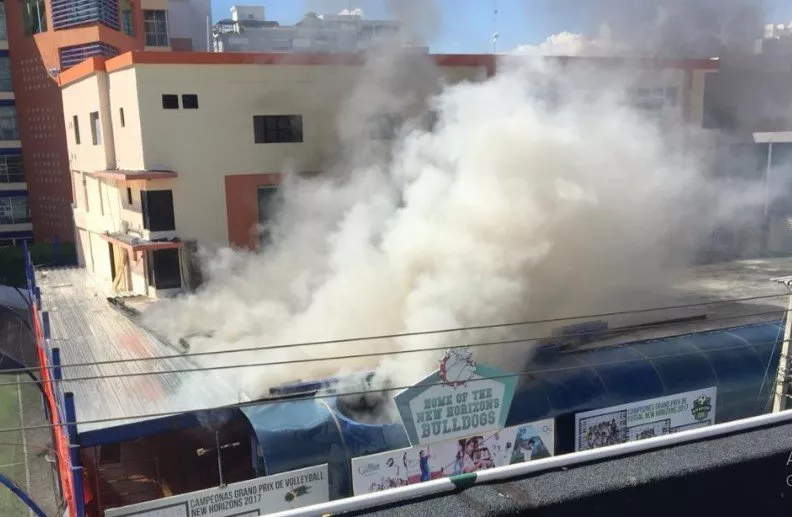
0 230 33 239
0 190 27 197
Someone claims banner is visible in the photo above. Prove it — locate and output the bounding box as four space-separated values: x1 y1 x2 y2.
351 419 554 495
394 347 518 445
574 387 717 451
104 465 329 517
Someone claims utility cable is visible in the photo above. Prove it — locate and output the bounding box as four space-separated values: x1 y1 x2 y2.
0 307 786 386
3 292 787 377
0 337 786 435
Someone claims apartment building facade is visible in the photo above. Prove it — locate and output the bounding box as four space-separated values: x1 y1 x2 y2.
0 4 31 246
57 51 718 298
0 0 208 247
212 6 402 53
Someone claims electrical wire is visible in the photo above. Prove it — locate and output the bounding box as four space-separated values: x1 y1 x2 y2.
2 292 787 377
0 337 786 436
0 306 786 384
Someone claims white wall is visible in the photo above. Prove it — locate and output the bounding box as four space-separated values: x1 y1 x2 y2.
168 0 212 51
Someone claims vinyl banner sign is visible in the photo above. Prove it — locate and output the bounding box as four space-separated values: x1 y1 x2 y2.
574 387 717 451
104 464 329 517
394 347 518 445
351 418 554 495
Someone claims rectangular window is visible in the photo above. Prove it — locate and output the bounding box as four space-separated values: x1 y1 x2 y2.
147 249 182 289
0 196 31 224
665 87 678 106
73 115 80 144
373 114 402 140
253 115 303 144
98 181 104 215
427 110 440 132
181 94 198 109
119 107 125 127
22 0 46 35
126 187 133 205
81 173 89 211
161 94 178 109
0 57 12 91
0 107 19 140
0 155 25 183
144 10 169 47
121 0 134 36
141 190 175 231
90 111 102 145
257 186 278 247
0 2 6 40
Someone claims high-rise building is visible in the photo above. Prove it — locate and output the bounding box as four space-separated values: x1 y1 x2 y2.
212 6 403 53
1 0 210 246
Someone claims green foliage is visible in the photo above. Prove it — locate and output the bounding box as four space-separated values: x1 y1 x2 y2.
0 243 77 288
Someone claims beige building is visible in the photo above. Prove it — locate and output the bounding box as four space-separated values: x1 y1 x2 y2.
58 51 718 298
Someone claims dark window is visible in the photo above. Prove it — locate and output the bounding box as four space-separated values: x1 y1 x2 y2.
22 0 46 35
253 115 303 144
427 110 440 132
257 186 278 247
99 443 122 464
373 114 402 140
0 196 31 224
182 94 198 109
89 111 102 145
121 0 134 36
126 187 133 205
73 115 80 144
140 190 175 231
0 155 24 183
119 107 125 127
147 249 182 289
0 107 19 140
144 10 169 46
162 94 179 109
0 58 12 91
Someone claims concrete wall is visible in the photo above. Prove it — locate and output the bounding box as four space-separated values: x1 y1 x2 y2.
62 73 115 173
61 54 716 261
108 68 145 171
103 61 487 246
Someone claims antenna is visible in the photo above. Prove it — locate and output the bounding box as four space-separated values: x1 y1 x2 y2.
492 0 499 54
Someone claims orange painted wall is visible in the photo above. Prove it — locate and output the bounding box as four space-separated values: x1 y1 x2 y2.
224 173 283 249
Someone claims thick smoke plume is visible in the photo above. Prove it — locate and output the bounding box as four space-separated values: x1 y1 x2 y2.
142 49 773 415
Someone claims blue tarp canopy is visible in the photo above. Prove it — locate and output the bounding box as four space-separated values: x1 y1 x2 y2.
241 320 784 498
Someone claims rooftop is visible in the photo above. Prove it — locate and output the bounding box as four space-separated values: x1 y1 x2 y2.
35 267 248 442
57 51 720 88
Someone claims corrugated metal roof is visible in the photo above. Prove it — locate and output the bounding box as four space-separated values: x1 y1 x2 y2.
35 267 248 436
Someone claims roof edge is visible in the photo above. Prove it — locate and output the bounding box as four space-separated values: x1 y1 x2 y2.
58 56 108 87
59 51 720 89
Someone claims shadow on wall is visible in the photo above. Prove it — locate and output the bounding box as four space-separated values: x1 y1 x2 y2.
0 242 77 288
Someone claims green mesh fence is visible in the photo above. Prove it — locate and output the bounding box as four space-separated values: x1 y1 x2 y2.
0 375 62 516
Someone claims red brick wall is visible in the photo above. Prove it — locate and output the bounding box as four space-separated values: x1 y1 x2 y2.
4 0 144 242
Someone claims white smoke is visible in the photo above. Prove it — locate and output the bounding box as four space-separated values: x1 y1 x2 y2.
142 54 771 412
513 24 628 56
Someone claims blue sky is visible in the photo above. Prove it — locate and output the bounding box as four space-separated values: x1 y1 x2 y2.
210 0 792 54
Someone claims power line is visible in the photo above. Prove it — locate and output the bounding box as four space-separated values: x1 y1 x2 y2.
0 307 785 385
5 292 787 377
0 338 785 436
